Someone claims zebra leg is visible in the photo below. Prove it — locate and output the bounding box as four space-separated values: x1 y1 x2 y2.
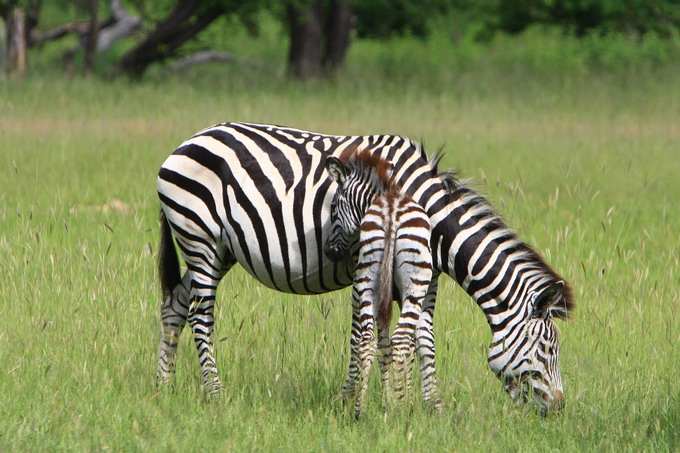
186 251 234 398
157 272 191 386
391 296 421 402
187 272 222 397
404 329 417 398
354 315 377 420
377 325 392 402
340 245 380 404
339 288 362 401
417 275 444 409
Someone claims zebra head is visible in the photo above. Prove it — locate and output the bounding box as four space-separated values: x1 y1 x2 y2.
324 155 391 262
487 281 570 416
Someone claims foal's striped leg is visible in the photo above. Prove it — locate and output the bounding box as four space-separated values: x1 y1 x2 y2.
389 225 432 403
404 330 417 398
351 237 384 418
417 275 443 409
353 296 377 419
391 295 423 401
339 286 362 400
377 326 392 399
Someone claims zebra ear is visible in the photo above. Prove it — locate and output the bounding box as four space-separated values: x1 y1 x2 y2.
326 156 347 184
533 281 565 319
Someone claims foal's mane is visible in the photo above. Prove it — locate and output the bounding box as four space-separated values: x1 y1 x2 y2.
338 145 396 190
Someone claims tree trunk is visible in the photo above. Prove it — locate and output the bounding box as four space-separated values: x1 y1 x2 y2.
120 0 224 77
324 0 353 72
6 5 27 76
84 0 99 72
287 0 324 80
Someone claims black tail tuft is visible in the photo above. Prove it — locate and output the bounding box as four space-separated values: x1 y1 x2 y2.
158 210 181 298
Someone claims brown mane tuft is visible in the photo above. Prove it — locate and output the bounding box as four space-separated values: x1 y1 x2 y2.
337 145 396 189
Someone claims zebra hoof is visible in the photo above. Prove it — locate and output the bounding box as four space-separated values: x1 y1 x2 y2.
335 388 356 403
155 372 176 390
202 380 224 401
426 398 447 412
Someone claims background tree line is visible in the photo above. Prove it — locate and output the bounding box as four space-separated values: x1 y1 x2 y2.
2 0 679 78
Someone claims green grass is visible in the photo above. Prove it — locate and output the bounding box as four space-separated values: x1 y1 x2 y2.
1 35 679 451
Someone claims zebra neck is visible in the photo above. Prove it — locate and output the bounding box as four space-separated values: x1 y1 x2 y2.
430 184 554 330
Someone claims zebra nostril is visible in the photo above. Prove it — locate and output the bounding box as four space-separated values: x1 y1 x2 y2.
551 390 565 410
540 389 564 417
324 242 344 261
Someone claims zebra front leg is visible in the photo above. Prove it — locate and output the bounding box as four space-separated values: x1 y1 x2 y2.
339 290 363 401
417 276 443 409
157 272 191 386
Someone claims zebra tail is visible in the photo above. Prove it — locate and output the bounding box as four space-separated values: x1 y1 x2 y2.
377 222 394 331
158 210 181 298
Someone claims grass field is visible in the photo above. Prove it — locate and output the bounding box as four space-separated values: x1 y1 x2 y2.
1 36 679 451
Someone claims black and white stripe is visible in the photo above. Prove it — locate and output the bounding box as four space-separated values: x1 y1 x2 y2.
324 152 434 418
156 122 574 412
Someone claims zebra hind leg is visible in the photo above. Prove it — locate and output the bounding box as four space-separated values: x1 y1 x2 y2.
390 297 420 403
353 324 377 420
157 272 191 386
187 272 224 398
416 277 444 409
404 332 417 399
377 326 392 405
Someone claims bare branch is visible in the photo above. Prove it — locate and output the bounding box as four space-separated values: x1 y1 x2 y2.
169 50 234 71
30 20 89 45
29 0 140 52
96 0 141 53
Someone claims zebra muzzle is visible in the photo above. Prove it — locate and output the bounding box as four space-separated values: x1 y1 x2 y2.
324 241 345 261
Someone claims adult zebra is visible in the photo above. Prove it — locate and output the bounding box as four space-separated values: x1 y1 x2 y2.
157 121 574 414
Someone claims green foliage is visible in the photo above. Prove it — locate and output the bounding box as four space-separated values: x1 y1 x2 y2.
17 0 680 78
344 0 680 41
480 0 680 37
351 0 454 38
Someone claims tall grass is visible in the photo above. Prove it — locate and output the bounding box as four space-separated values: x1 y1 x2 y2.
0 30 679 451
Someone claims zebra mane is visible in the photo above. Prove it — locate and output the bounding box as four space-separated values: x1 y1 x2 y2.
445 180 575 318
338 145 399 191
420 142 575 318
428 145 458 193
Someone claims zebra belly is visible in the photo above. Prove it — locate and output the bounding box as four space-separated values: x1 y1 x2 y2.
223 192 356 294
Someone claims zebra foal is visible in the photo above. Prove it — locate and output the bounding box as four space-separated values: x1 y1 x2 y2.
324 149 433 418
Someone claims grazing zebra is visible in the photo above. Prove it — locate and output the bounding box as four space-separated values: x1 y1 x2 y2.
323 149 433 418
157 122 574 415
